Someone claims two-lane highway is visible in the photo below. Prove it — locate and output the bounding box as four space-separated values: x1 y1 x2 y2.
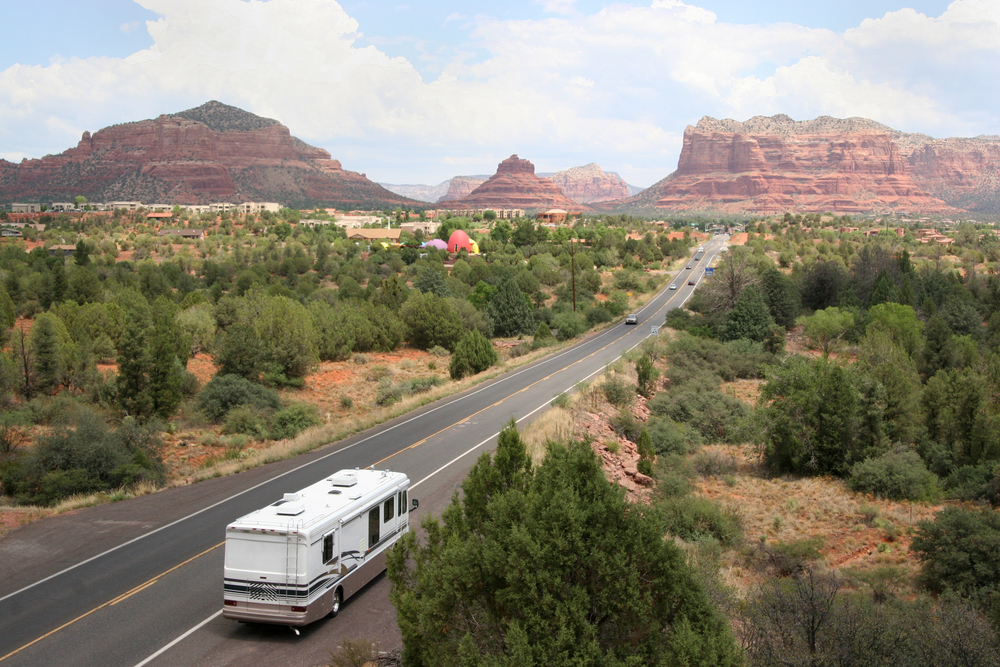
0 238 727 667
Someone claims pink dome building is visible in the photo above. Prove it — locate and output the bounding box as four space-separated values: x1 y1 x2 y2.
447 229 473 254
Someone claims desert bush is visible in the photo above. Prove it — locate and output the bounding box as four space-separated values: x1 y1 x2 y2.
610 409 642 443
551 311 587 340
943 464 1000 505
646 417 700 456
339 396 353 409
449 330 498 380
602 374 634 408
222 405 268 438
660 495 743 546
848 447 939 501
196 374 281 422
268 403 321 440
585 306 613 326
635 354 659 399
692 450 738 477
551 392 570 408
648 388 748 443
532 322 555 349
428 346 450 357
366 365 391 382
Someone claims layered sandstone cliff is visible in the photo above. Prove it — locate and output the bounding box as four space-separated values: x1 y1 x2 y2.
450 155 583 210
0 101 418 209
548 164 631 203
625 115 953 214
438 176 488 203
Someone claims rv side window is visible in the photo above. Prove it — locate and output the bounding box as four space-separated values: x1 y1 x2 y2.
368 507 380 547
384 498 394 522
398 490 407 516
322 533 336 565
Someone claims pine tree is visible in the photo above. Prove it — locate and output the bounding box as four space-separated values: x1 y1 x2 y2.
719 285 774 343
448 329 498 380
116 317 153 419
31 313 64 395
486 275 535 338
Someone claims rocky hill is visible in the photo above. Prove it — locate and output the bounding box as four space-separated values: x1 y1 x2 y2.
0 101 421 210
610 114 1000 215
546 164 631 203
379 180 453 203
438 176 488 203
449 155 584 210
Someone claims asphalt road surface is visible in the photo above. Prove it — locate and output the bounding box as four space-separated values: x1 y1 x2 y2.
0 237 727 667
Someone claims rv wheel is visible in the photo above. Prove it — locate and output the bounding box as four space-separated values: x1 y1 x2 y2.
328 588 342 618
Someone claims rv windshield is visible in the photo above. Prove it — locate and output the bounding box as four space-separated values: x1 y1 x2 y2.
226 536 299 575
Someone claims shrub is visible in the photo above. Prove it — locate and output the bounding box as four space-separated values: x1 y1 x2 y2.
848 447 939 501
352 353 369 364
449 330 499 380
648 387 748 444
692 450 737 477
943 464 1000 504
532 322 555 349
428 345 450 358
268 403 321 440
912 506 1000 596
602 374 634 408
196 374 281 422
660 495 743 546
339 396 353 409
762 538 825 576
610 409 642 443
635 354 659 399
365 365 391 382
552 311 587 340
222 405 268 438
585 307 613 326
551 392 570 408
646 417 700 455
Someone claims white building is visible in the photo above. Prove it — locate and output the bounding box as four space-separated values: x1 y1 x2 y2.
107 201 144 211
11 203 40 213
238 202 281 214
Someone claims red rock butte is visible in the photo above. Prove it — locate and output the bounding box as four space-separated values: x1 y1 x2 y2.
450 155 585 210
621 114 1000 215
548 163 630 203
0 100 419 209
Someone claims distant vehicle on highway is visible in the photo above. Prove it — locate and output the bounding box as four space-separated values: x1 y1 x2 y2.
669 283 678 290
688 279 696 285
625 314 638 325
686 265 692 269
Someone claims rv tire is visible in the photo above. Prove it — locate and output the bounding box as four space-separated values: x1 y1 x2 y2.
328 588 342 618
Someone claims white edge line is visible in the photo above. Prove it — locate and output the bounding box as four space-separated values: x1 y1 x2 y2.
132 610 222 667
131 275 680 667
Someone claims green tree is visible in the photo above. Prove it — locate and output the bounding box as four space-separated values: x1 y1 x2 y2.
74 240 91 266
400 291 465 351
911 506 1000 598
485 275 535 338
857 330 922 443
116 316 154 419
448 329 498 380
802 306 855 357
214 322 264 381
636 354 659 399
387 432 740 667
866 302 924 358
719 285 774 343
147 301 186 419
30 312 65 395
0 284 16 339
760 266 799 328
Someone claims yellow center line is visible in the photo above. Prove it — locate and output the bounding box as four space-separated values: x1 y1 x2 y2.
0 542 224 663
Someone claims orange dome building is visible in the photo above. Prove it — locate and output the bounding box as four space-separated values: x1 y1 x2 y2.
448 229 473 254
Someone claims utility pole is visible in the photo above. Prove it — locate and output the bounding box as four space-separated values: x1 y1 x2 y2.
570 235 577 312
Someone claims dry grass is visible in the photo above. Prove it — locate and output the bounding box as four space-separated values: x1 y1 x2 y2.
521 407 575 463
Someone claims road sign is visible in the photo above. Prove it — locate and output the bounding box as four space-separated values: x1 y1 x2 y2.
705 267 714 275
651 326 660 335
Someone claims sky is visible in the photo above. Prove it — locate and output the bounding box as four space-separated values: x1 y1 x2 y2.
0 0 997 188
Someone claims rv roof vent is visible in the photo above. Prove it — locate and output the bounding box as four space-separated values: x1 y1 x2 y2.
283 493 301 502
328 489 342 495
329 472 358 487
276 502 305 516
349 494 362 500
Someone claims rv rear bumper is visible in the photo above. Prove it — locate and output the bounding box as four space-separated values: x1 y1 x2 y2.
223 596 330 627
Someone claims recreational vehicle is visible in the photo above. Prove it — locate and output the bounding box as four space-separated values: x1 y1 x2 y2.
223 468 416 627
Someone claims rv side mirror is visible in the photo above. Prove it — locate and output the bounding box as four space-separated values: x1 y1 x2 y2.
410 498 419 512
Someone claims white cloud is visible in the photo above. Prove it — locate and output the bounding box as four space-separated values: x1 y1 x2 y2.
0 0 996 186
120 21 140 34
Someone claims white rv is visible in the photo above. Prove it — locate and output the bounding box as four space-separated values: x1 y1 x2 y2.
223 468 416 627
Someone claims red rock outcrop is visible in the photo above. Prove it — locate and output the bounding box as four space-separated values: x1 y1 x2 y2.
0 101 419 209
438 176 487 203
548 163 630 203
450 155 585 210
610 114 1000 215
